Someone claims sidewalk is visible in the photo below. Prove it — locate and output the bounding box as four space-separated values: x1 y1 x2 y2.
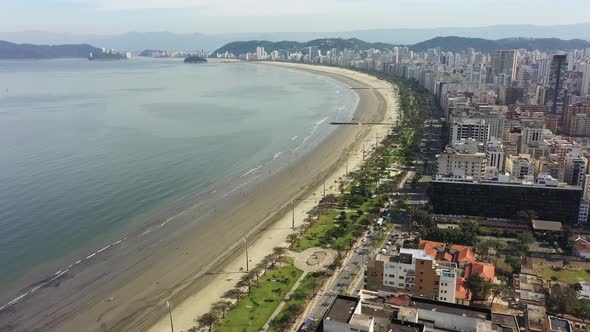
261 271 308 331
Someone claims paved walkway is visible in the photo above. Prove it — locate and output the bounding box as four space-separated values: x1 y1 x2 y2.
291 248 338 273
261 247 336 331
261 271 308 331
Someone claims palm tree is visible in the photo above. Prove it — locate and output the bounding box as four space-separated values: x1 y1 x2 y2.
248 267 261 285
211 300 232 318
271 247 288 267
224 288 243 305
237 276 251 295
196 312 218 332
259 255 273 273
287 233 299 247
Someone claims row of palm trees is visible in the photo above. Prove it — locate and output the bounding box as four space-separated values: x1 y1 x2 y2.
190 246 288 331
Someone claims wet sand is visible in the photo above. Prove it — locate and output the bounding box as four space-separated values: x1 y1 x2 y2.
0 63 397 332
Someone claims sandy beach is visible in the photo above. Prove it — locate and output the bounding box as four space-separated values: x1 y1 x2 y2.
147 63 399 332
0 62 397 332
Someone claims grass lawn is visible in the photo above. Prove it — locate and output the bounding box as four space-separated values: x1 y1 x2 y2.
537 265 590 284
267 273 322 332
215 262 303 332
293 210 340 252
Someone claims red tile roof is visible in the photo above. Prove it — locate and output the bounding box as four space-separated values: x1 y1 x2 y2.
419 240 444 258
455 277 471 300
450 244 476 263
465 262 495 282
386 294 411 306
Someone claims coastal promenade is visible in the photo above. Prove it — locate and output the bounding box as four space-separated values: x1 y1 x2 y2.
147 63 399 332
1 62 398 332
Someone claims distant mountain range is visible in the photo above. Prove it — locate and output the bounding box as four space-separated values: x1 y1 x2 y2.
0 23 589 51
212 37 590 56
410 37 590 52
213 38 396 56
2 36 589 60
0 40 100 59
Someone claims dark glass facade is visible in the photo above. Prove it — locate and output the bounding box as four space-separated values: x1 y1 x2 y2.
430 180 581 224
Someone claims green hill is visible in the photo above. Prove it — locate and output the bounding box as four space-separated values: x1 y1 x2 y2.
0 40 102 59
211 38 396 56
212 36 590 56
411 36 590 52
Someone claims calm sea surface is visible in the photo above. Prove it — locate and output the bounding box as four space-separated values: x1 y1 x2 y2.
0 58 358 303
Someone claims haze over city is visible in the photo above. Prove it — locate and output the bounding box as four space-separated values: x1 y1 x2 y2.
2 0 590 33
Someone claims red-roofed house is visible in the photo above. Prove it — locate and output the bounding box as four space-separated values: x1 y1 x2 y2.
573 235 590 260
419 240 444 259
455 277 471 305
465 262 496 282
450 244 476 264
386 294 411 306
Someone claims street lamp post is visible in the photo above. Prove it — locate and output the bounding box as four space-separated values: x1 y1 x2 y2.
291 201 295 230
243 237 249 272
166 301 174 332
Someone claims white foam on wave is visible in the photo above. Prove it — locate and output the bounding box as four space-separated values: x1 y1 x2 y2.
241 165 263 177
295 117 329 151
273 152 282 160
0 237 126 311
290 136 298 141
220 175 261 199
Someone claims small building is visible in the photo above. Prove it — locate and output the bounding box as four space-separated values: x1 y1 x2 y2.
549 316 573 332
531 220 563 233
572 235 590 260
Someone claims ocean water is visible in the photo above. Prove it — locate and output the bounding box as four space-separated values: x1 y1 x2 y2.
0 58 358 305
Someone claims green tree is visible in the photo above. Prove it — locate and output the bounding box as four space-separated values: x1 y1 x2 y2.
574 299 590 322
224 289 243 305
196 312 219 332
465 274 492 301
518 232 535 245
504 255 521 274
211 300 232 318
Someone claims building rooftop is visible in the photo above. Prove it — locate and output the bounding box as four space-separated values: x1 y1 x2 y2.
348 313 372 328
492 313 520 332
549 316 572 332
465 261 496 282
325 296 359 323
409 296 491 320
531 220 563 232
390 319 425 332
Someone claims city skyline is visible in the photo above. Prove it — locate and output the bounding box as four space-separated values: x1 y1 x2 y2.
2 0 590 34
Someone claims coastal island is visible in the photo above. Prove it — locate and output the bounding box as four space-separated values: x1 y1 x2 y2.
184 55 208 63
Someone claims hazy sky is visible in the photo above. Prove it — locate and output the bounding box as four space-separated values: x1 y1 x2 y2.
1 0 589 34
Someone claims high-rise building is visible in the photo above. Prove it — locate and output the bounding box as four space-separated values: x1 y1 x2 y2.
545 54 568 115
450 118 490 144
255 46 265 60
491 50 517 85
562 104 590 135
564 154 588 186
581 62 590 97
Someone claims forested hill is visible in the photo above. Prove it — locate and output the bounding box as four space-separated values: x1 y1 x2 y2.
410 36 590 52
212 36 590 56
211 38 396 56
0 40 101 59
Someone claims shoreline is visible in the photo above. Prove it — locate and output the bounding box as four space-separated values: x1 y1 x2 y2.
147 62 399 332
0 62 398 332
